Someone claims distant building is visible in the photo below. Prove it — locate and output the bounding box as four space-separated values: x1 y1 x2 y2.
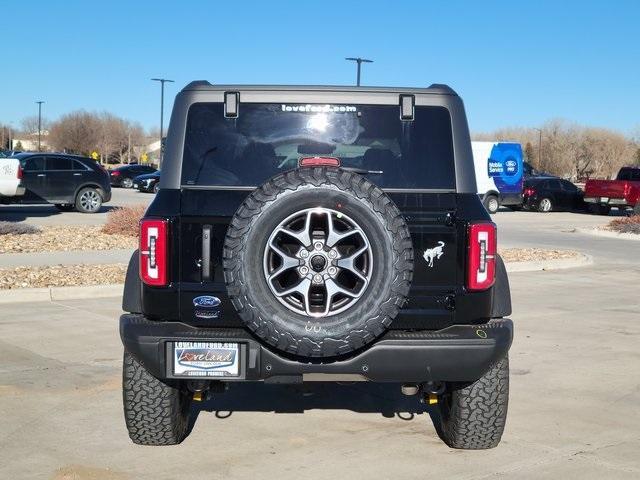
11 131 49 151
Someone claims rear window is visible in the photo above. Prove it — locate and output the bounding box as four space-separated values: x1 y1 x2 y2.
181 103 455 189
618 168 640 181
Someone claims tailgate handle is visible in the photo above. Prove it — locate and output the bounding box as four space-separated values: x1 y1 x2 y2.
201 225 212 281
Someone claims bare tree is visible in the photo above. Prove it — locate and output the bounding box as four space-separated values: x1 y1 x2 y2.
21 115 49 135
48 111 101 155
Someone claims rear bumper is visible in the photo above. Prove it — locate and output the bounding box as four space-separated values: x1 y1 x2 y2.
583 196 629 206
120 315 513 384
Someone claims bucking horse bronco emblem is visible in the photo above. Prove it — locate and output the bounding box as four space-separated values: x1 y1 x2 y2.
423 241 445 267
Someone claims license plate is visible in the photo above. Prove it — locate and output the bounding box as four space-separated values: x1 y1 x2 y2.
173 341 240 377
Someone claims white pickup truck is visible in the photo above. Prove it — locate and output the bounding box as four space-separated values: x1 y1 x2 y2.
0 157 25 198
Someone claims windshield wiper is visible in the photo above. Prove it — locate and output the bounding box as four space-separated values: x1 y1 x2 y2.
341 167 383 175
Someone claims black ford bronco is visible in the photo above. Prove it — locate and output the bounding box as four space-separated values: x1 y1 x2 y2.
120 82 513 449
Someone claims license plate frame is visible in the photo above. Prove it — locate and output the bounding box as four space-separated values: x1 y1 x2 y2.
169 341 243 378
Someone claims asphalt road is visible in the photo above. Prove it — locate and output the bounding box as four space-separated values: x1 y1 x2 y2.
0 187 153 226
0 204 639 479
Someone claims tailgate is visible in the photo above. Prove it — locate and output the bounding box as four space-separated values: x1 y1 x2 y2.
177 190 479 331
584 179 626 198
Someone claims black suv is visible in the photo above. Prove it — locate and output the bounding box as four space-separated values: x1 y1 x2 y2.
120 83 513 449
9 153 111 213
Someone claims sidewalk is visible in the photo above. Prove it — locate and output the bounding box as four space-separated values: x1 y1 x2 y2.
0 248 134 268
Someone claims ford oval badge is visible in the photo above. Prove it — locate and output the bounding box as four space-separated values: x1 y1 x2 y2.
193 295 221 307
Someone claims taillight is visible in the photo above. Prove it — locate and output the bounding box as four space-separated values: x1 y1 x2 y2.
467 222 497 291
523 187 535 196
299 156 341 167
17 164 23 180
111 170 120 176
140 219 169 286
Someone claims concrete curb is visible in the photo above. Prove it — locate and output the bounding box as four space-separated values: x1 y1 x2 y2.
0 283 123 304
0 255 594 303
505 254 593 273
574 227 640 241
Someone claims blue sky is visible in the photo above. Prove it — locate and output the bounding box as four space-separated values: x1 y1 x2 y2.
2 0 638 134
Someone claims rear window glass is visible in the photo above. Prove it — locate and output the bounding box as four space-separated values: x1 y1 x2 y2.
181 103 455 189
618 168 640 181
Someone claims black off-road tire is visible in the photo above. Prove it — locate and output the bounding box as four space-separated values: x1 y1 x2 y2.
223 167 413 358
438 355 509 449
122 351 192 445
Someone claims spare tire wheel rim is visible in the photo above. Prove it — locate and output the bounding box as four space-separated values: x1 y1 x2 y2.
263 207 373 318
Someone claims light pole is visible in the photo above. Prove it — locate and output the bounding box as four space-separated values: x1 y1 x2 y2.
533 127 543 166
345 57 373 86
36 101 44 151
151 78 174 167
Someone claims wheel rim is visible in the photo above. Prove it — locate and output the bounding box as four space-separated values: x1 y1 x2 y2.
488 198 498 212
123 178 132 188
263 207 373 318
540 198 551 212
80 190 100 212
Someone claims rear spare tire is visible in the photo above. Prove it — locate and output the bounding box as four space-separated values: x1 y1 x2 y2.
223 167 413 358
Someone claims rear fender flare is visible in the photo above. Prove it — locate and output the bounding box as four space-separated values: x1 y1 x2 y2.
122 250 142 313
491 254 512 318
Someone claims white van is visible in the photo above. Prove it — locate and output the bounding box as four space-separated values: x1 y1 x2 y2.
472 141 523 213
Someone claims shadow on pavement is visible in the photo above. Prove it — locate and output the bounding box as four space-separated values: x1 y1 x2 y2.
192 382 433 418
0 204 116 222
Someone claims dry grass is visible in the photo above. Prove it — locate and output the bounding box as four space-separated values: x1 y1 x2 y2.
608 214 640 235
0 264 127 289
0 226 135 253
0 221 41 235
499 248 580 263
101 205 147 237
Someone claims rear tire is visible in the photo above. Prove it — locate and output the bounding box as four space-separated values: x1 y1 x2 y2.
483 195 499 214
437 355 509 449
589 204 610 216
122 351 192 446
537 197 553 212
75 187 103 213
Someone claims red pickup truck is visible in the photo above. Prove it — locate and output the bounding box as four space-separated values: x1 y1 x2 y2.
584 167 640 215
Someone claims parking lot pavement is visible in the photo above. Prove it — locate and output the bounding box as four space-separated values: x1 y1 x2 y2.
1 241 639 479
495 209 637 263
0 188 153 227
